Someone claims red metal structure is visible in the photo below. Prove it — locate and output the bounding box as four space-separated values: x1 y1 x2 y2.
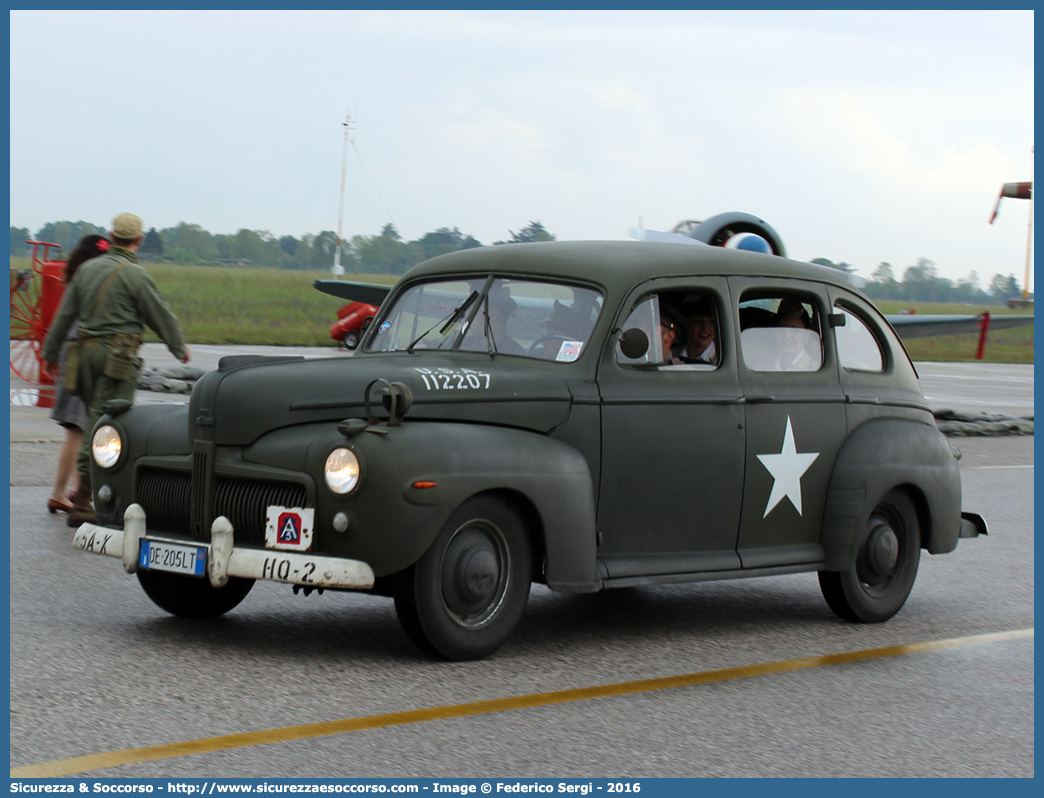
10 240 66 393
329 300 378 350
975 311 991 360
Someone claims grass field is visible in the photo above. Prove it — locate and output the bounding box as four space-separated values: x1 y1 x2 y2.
11 259 398 347
871 300 1034 363
10 259 1034 360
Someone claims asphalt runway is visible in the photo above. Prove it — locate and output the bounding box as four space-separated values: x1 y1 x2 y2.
8 355 1035 777
914 361 1034 418
9 348 1035 443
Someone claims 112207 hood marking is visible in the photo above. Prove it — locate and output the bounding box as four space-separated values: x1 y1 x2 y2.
415 367 491 391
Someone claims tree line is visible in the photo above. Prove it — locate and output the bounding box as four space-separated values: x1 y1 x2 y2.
9 220 556 275
812 257 1029 305
10 222 1030 304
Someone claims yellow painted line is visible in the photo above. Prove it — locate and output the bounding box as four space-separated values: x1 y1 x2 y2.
12 628 1032 778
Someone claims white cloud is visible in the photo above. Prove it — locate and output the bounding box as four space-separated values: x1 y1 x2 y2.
9 9 1034 285
779 88 1019 192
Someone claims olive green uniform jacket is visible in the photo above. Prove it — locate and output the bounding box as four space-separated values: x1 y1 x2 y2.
43 246 187 479
43 247 186 363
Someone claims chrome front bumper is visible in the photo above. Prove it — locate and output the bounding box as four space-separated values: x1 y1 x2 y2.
72 503 375 590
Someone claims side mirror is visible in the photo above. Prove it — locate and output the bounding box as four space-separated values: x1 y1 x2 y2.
361 316 374 332
619 328 650 360
828 313 847 327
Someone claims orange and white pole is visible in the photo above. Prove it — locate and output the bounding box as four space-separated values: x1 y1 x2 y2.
333 114 352 277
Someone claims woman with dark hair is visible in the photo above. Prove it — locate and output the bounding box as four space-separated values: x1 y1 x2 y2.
46 234 110 513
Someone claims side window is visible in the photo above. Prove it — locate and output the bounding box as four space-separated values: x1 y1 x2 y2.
834 305 885 372
739 293 823 372
615 291 720 370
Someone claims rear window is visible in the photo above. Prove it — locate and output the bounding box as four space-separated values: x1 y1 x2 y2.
834 305 885 372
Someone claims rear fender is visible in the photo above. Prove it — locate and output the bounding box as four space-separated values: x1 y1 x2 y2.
821 418 962 570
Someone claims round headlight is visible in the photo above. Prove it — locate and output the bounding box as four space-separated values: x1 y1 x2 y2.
92 425 122 469
324 447 360 494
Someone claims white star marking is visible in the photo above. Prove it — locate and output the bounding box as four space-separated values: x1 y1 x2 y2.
756 416 820 518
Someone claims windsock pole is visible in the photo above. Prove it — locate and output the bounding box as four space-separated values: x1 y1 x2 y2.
333 114 352 277
1023 146 1033 298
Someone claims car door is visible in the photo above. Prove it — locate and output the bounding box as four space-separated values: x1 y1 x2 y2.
730 278 846 570
596 277 746 581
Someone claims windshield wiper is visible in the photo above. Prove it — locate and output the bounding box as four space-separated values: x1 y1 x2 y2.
483 293 498 358
406 290 479 353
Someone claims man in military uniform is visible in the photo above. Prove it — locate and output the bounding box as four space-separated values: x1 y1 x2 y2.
43 213 191 527
658 303 685 365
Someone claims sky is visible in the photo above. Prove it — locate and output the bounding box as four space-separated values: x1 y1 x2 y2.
9 9 1035 287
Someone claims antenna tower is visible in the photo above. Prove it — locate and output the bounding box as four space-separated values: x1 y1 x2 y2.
333 114 353 276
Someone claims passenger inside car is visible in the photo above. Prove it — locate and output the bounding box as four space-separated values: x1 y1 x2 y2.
679 295 718 365
739 295 822 372
772 299 819 371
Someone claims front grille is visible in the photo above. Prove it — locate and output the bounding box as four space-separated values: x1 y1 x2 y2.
191 447 208 537
138 468 192 537
137 468 307 546
214 478 308 546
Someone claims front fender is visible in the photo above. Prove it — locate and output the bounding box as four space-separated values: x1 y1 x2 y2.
250 421 601 592
91 403 191 527
821 418 962 570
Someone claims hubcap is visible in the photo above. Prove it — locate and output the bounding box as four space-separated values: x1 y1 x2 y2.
456 546 498 603
857 513 902 588
440 520 509 629
866 523 899 575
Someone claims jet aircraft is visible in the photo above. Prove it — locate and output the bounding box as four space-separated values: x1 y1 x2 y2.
315 212 1033 342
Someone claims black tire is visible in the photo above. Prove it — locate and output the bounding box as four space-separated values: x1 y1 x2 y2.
819 489 921 623
394 495 531 660
137 569 255 619
344 331 360 350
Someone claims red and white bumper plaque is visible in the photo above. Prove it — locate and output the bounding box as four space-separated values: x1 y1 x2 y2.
265 506 315 552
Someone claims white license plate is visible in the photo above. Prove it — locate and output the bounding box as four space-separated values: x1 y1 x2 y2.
139 540 207 577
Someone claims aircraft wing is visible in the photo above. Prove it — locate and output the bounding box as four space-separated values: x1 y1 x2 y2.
885 314 1034 340
627 228 704 245
313 280 392 307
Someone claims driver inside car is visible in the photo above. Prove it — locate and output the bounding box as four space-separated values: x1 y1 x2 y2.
531 299 596 359
659 304 685 365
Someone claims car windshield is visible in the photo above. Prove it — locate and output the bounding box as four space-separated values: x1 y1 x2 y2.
367 277 603 362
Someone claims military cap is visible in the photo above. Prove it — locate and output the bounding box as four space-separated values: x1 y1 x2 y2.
112 212 143 240
683 294 715 320
659 303 686 332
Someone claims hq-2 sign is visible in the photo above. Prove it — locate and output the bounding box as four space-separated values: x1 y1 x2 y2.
72 224 986 660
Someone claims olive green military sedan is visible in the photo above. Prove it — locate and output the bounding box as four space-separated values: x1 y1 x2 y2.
74 241 986 660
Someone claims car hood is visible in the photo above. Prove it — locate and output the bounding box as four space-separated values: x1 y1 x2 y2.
189 353 576 445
